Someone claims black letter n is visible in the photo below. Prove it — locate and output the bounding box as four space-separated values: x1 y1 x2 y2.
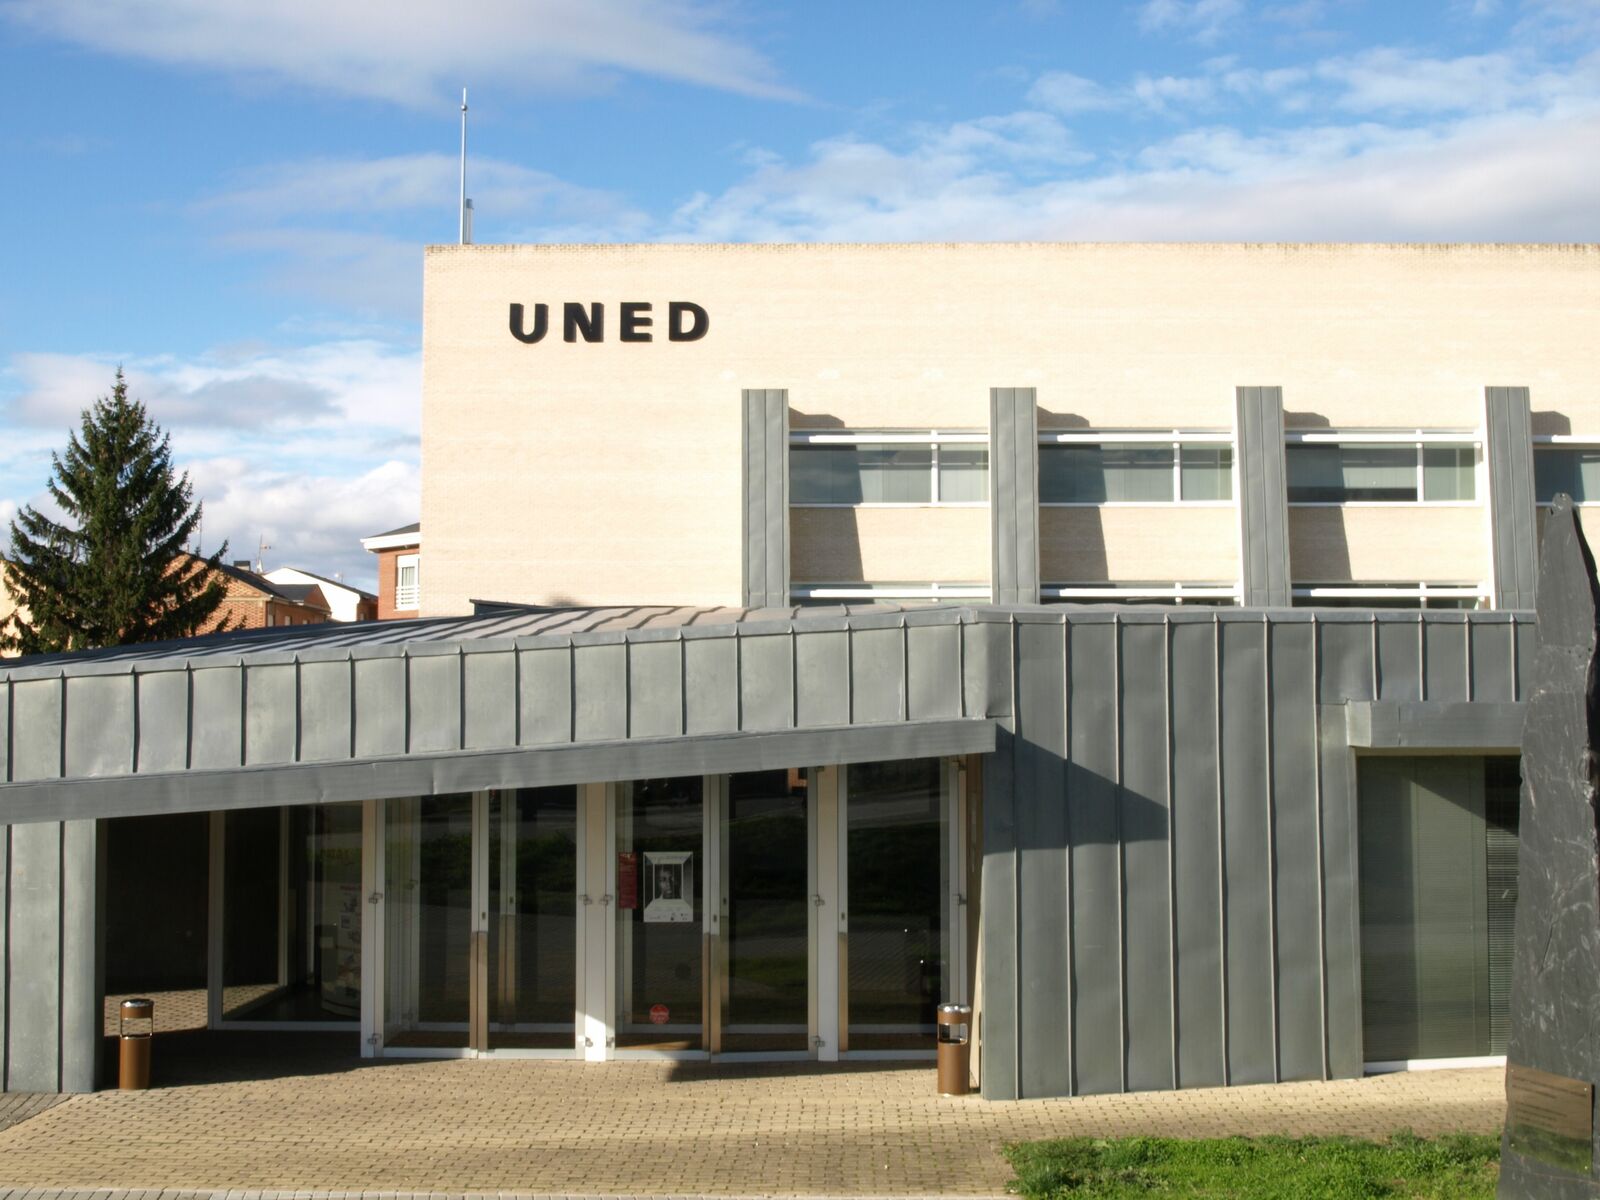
564 302 604 343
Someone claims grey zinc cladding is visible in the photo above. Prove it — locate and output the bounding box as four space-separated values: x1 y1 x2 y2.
1236 387 1292 607
1485 386 1538 611
742 389 790 608
989 388 1040 605
0 602 1533 1099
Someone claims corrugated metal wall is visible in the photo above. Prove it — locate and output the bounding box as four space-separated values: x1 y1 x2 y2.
980 607 1531 1099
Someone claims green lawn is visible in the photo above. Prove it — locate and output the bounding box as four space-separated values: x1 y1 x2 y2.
1004 1131 1500 1198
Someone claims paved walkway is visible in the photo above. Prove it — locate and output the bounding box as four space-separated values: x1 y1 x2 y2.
0 1032 1505 1196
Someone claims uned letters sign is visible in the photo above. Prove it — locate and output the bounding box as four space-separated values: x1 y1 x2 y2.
509 301 708 344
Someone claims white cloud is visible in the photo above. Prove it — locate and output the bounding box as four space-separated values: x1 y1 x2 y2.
0 0 801 106
6 341 419 436
1137 0 1245 44
186 457 418 586
1027 71 1119 114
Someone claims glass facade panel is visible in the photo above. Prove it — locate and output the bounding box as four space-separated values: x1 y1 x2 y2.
1287 444 1417 502
846 758 947 1051
1179 446 1233 500
936 447 989 502
616 777 704 1050
790 445 933 503
1422 446 1476 500
221 804 363 1022
383 794 474 1048
1535 448 1600 503
722 769 810 1052
1358 756 1520 1062
1040 444 1174 502
488 786 578 1050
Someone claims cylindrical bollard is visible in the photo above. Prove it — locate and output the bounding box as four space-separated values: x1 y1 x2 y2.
935 1003 972 1096
118 998 154 1090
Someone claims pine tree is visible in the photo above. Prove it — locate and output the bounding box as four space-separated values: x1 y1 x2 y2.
1 369 230 655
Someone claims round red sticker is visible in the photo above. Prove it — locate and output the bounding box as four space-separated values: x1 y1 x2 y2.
649 1004 670 1025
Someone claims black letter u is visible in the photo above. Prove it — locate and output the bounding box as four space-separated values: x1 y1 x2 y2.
509 303 548 343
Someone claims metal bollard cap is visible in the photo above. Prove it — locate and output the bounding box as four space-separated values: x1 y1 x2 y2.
936 1003 972 1019
120 998 154 1019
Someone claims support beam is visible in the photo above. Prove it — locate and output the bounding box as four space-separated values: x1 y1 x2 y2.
990 388 1040 605
1235 387 1292 608
742 389 790 609
1485 386 1538 611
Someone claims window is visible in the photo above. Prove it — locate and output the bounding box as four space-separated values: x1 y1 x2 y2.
1042 582 1237 606
790 583 989 605
789 434 988 505
1534 446 1600 502
1291 583 1487 610
396 553 420 610
1285 439 1476 503
1037 436 1233 504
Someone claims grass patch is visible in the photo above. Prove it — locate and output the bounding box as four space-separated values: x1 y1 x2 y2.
1004 1131 1499 1198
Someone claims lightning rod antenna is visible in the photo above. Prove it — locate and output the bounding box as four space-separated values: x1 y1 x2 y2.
459 88 473 245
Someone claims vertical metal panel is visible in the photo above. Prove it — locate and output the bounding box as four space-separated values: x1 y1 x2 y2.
572 644 626 743
1514 620 1536 701
1422 619 1470 703
244 663 297 766
684 637 738 734
6 820 61 1091
0 824 8 1082
10 678 62 782
1470 620 1516 702
519 647 573 746
353 657 406 758
907 624 961 720
64 675 133 778
1375 619 1422 701
849 628 904 724
964 622 1011 719
1268 621 1324 1081
462 650 516 751
0 682 9 782
190 667 243 770
795 630 849 727
980 726 1021 1100
1067 620 1121 1095
136 670 188 774
1170 619 1225 1087
1120 620 1174 1092
1317 707 1364 1078
1485 387 1537 610
742 389 790 609
1219 620 1276 1084
738 633 794 733
299 659 354 763
59 818 98 1092
1236 387 1291 607
627 640 683 739
989 388 1040 605
1015 621 1070 1098
1317 621 1376 704
408 654 463 754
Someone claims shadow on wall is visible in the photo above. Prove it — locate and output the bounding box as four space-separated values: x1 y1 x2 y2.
788 410 864 590
1531 410 1571 437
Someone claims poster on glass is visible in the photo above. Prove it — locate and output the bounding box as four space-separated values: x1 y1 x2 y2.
643 851 694 923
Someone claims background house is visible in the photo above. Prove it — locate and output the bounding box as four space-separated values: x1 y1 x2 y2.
200 557 332 630
360 522 420 619
265 567 377 622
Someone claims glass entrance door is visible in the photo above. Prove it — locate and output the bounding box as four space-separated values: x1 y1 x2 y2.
717 769 811 1055
381 789 579 1056
841 758 957 1053
615 776 705 1051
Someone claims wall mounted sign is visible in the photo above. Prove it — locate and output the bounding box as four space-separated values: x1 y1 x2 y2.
1507 1063 1594 1174
617 851 639 910
509 301 708 344
643 850 694 923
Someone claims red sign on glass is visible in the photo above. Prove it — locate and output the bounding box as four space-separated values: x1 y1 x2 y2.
649 1004 670 1025
618 851 639 909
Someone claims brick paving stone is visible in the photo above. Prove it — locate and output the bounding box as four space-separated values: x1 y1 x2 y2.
0 1031 1505 1196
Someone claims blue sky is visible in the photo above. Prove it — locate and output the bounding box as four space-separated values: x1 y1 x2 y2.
1 0 1596 588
